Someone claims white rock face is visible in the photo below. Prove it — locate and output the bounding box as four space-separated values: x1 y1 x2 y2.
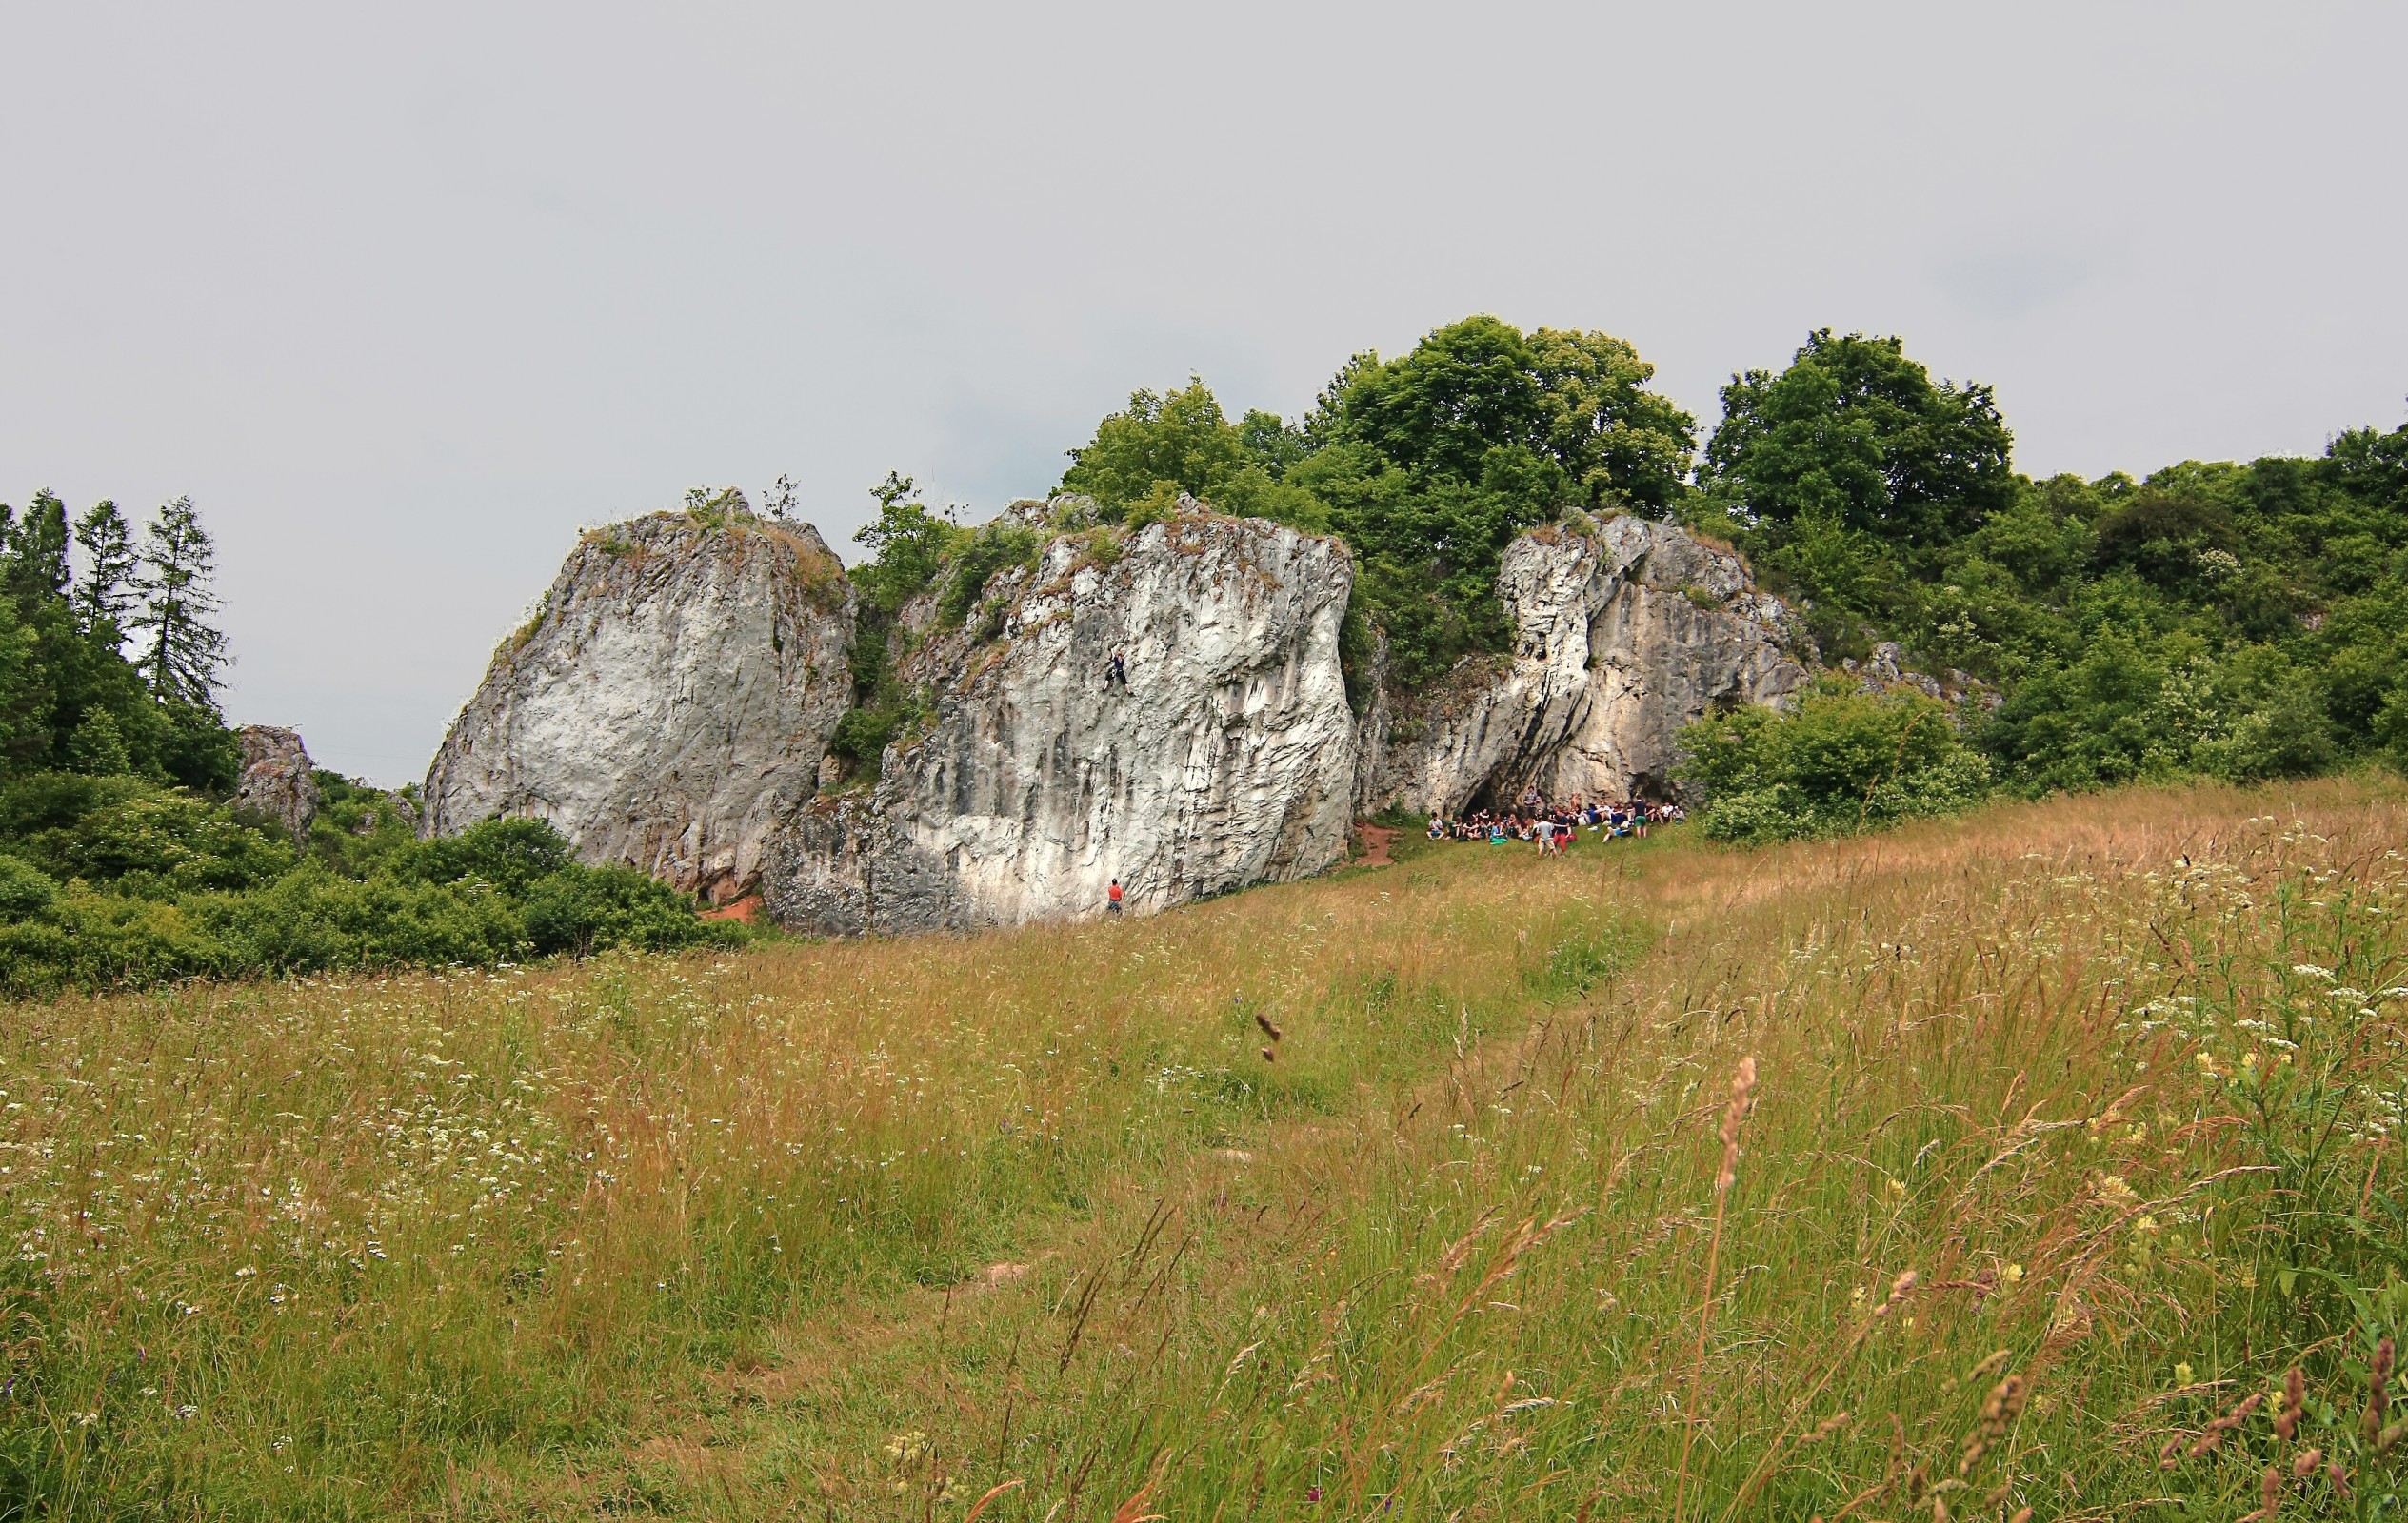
423 511 856 902
233 725 319 845
1362 516 1807 815
764 510 1356 935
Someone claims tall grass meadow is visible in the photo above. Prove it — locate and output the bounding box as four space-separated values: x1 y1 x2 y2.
3 781 2403 1517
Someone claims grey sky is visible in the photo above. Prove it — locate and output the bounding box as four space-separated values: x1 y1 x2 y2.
5 4 2402 785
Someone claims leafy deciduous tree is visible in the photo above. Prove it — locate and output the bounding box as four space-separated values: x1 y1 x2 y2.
1702 329 2014 555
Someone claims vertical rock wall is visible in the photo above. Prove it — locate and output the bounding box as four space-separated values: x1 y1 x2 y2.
763 512 1357 935
419 501 1803 934
1362 516 1808 817
422 511 856 903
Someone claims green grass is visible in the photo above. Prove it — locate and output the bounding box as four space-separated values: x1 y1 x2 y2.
4 781 2405 1518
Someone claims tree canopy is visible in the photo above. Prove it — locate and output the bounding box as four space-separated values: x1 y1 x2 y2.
1701 329 2015 554
0 491 234 790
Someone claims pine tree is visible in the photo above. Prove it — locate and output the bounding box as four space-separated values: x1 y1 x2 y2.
2 489 70 603
0 493 70 767
72 499 140 637
0 541 48 767
129 496 229 712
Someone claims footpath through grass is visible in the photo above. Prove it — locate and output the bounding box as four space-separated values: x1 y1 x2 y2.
5 783 2407 1519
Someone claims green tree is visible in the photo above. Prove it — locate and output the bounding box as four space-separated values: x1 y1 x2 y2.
1702 330 2014 555
0 498 66 769
65 710 134 776
0 589 45 769
72 499 140 636
1293 316 1697 683
129 496 229 713
1059 379 1248 513
3 490 71 603
851 472 963 615
1524 326 1699 512
1326 316 1696 510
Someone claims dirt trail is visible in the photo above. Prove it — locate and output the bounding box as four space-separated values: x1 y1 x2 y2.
1354 821 1397 867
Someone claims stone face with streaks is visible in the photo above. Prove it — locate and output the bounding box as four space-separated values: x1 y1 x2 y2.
233 725 319 846
422 509 856 902
1359 516 1808 815
423 496 1812 932
763 507 1357 934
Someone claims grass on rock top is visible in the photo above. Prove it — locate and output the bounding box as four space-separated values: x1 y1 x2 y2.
5 781 2406 1518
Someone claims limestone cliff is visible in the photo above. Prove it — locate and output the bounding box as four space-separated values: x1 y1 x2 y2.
423 499 1802 934
423 509 855 902
763 509 1356 935
1360 515 1807 816
233 725 319 846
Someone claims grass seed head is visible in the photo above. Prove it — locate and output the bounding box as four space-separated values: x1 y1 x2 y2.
2363 1336 2394 1442
1714 1055 1759 1191
2276 1367 2304 1441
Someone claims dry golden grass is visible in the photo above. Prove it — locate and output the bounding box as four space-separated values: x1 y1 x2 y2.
5 777 2406 1518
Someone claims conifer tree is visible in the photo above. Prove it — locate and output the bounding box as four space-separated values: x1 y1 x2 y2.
72 499 140 637
2 490 71 602
129 496 229 712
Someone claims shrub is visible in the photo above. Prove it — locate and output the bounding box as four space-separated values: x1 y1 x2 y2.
937 523 1042 628
0 791 737 999
521 864 742 958
1679 678 1993 843
0 852 58 920
396 815 577 893
9 781 295 897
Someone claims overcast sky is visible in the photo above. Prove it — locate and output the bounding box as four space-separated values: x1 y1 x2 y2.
5 4 2403 785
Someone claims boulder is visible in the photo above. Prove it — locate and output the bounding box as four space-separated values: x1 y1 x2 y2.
233 725 319 845
764 508 1356 934
423 509 856 903
1362 516 1808 814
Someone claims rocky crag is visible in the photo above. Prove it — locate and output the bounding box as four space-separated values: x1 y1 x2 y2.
1356 515 1808 819
423 509 855 903
425 501 1805 932
232 725 320 845
763 509 1357 934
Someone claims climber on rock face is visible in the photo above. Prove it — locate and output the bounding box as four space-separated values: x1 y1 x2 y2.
1105 650 1128 690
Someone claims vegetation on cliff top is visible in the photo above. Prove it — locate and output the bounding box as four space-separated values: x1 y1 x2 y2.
1051 316 1698 686
1005 315 2408 829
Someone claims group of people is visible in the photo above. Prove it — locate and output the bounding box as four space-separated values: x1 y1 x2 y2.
1426 790 1685 854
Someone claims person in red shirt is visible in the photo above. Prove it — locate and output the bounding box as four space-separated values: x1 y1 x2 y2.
1107 878 1124 915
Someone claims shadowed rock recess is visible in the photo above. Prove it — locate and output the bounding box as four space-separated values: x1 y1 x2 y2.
425 504 1807 932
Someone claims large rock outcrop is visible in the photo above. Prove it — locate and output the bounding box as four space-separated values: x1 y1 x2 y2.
423 509 855 902
1359 515 1807 816
763 509 1356 935
233 725 319 846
